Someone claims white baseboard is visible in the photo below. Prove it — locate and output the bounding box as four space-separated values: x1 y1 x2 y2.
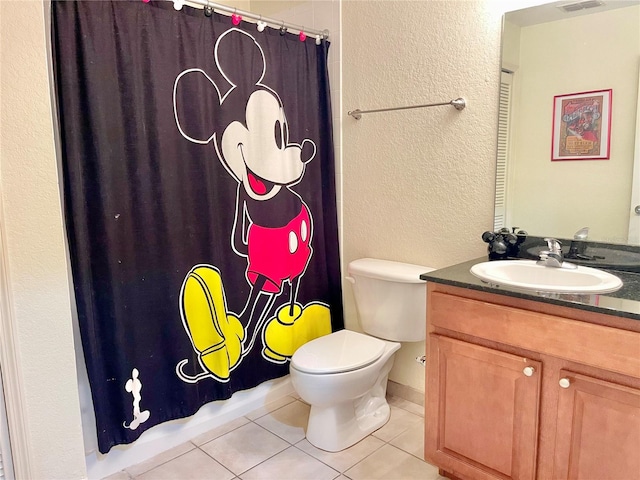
86 376 294 480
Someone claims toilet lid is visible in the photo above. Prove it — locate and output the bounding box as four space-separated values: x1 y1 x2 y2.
291 330 386 374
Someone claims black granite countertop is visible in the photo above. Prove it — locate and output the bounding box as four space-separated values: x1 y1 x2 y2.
420 257 640 321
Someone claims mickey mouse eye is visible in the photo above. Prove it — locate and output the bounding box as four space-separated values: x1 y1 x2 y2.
274 120 284 150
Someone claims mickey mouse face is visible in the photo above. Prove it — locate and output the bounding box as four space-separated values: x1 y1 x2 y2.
221 90 316 200
173 28 317 201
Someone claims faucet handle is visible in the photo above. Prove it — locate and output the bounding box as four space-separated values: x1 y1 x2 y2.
544 237 563 253
573 227 589 240
538 238 578 269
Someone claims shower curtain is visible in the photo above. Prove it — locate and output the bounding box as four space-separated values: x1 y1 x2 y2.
51 0 342 453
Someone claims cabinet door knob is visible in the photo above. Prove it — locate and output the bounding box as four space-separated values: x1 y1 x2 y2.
559 378 571 388
523 366 535 377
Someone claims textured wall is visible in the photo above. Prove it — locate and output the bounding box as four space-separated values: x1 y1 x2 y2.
342 1 503 391
0 2 87 478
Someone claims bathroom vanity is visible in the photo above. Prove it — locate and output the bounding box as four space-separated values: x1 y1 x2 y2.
421 259 640 480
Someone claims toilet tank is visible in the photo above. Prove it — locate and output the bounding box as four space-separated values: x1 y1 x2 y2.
347 258 435 342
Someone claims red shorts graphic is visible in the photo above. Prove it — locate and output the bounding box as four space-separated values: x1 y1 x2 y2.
246 204 312 293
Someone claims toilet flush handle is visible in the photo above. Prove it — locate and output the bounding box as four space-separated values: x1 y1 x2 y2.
345 276 356 284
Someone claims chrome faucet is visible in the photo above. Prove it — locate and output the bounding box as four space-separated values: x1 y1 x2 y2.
568 227 589 258
537 238 577 269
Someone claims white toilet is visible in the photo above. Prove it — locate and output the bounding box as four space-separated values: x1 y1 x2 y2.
290 258 434 452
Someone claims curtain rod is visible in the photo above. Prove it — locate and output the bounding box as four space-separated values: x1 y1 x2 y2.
171 0 330 39
347 98 466 120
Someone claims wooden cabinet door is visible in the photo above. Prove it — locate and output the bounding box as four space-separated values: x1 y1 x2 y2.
554 371 640 480
425 335 541 480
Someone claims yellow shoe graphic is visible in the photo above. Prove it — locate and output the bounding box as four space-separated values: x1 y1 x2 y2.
178 265 245 382
263 302 332 363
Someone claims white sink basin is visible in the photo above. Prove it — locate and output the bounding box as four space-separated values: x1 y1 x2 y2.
470 260 623 294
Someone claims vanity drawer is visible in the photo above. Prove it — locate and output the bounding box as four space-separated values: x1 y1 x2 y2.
429 291 640 379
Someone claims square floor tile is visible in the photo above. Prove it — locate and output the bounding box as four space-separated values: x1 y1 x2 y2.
388 396 424 417
372 405 423 442
199 422 289 475
253 400 310 444
345 444 440 480
136 448 234 480
389 421 425 459
240 446 339 480
295 435 385 472
125 441 195 477
190 416 250 446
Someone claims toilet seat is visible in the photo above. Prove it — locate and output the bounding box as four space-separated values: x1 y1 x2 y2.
291 330 386 374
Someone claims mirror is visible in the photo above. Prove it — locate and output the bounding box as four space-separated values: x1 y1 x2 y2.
496 0 640 245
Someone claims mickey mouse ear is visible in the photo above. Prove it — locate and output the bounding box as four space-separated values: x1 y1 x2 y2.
174 70 220 145
215 29 265 87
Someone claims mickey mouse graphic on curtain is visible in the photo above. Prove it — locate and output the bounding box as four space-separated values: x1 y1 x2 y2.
172 28 332 383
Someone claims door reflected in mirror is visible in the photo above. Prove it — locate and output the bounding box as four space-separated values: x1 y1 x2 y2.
496 0 640 245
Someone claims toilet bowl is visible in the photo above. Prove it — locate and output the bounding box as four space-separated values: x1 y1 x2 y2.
290 258 433 452
290 329 400 451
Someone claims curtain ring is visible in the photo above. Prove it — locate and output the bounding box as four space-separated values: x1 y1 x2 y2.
279 21 286 35
257 15 266 32
204 2 213 17
231 8 242 25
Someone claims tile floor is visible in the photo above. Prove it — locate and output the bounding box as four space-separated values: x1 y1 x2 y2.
104 394 447 480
